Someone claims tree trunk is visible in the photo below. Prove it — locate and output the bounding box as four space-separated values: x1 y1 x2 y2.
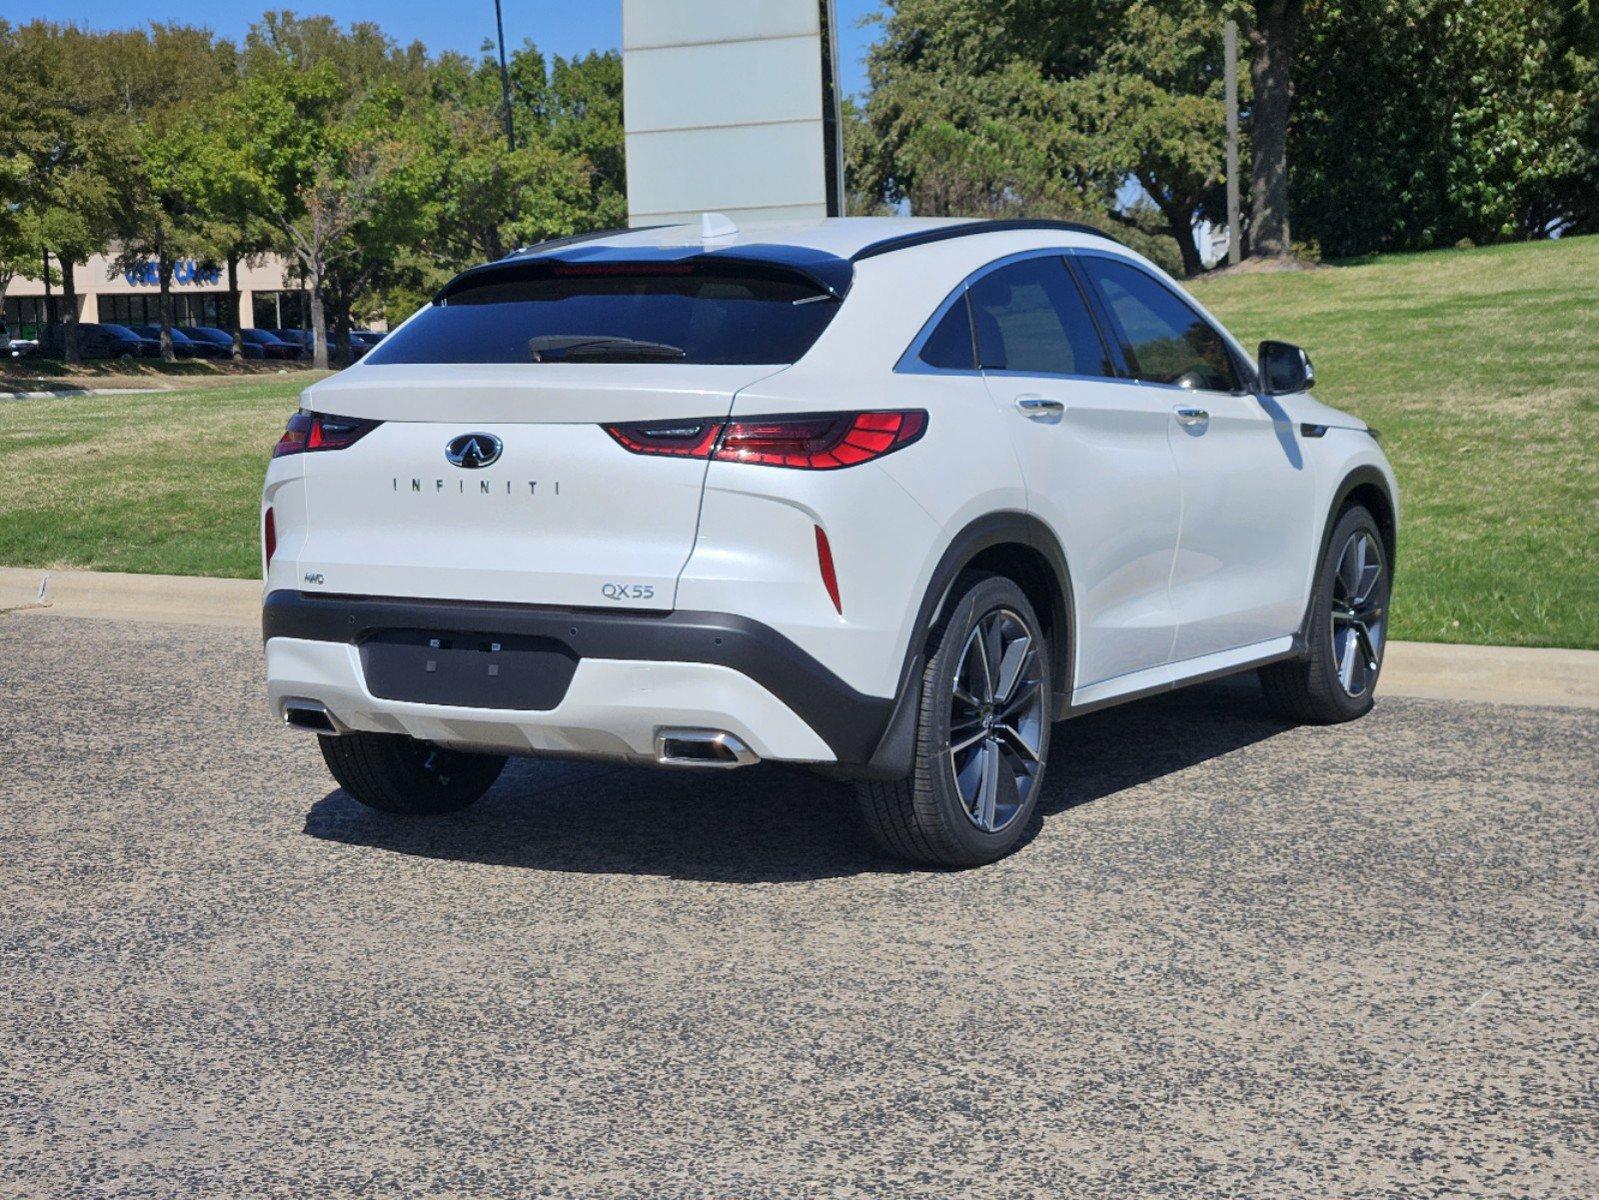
60 255 79 366
1248 0 1302 258
1147 183 1203 277
227 253 243 363
157 255 175 363
41 247 53 338
332 303 351 370
309 274 329 372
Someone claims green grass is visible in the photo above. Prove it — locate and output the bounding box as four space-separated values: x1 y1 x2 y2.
1 236 1595 647
0 379 306 578
1189 235 1598 649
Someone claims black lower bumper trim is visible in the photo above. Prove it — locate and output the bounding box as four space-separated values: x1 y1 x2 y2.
263 590 895 767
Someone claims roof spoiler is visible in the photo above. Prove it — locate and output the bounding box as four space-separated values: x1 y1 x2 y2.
435 239 854 305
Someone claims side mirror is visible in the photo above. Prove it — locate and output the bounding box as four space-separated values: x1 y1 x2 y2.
1259 340 1315 394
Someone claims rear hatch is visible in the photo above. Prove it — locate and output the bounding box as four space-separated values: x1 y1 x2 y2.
285 254 845 610
294 363 779 609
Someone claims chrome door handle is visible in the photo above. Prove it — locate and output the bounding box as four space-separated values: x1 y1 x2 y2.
1015 395 1065 417
1174 406 1210 427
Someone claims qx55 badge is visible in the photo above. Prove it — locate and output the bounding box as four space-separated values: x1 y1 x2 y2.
445 432 503 469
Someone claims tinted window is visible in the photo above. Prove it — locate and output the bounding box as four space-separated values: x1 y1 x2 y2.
968 256 1111 377
918 293 976 370
1079 257 1239 392
368 266 841 366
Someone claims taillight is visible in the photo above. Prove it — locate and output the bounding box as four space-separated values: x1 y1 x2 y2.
601 419 722 458
273 411 382 457
601 410 927 469
263 507 277 565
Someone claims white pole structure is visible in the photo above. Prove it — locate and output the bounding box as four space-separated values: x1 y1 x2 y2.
1225 17 1242 266
622 0 844 227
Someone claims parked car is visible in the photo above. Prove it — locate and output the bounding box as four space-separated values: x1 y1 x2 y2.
240 328 301 361
179 326 265 360
41 322 158 360
262 216 1397 867
267 328 372 361
131 324 228 360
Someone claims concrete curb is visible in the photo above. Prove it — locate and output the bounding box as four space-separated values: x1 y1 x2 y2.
0 566 259 628
3 566 1596 709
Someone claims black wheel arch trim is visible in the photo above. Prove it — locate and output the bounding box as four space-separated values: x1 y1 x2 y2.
1293 465 1398 652
862 511 1076 779
263 590 894 767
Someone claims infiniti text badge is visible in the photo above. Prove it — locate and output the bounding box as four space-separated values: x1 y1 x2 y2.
446 432 503 469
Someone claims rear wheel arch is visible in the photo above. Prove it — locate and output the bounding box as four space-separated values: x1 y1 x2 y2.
864 511 1075 778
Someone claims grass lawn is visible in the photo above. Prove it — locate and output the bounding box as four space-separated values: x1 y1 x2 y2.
0 379 308 578
1 236 1594 648
1191 235 1597 650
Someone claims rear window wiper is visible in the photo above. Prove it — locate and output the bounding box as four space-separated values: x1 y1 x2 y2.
527 334 687 362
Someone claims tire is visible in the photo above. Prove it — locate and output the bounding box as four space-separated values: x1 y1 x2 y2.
855 573 1053 868
1259 503 1391 723
318 731 505 816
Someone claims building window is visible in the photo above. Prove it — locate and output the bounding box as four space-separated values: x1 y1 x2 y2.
103 293 227 327
252 290 309 332
3 296 58 337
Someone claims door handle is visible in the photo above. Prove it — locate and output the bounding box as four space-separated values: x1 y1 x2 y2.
1174 405 1210 427
1015 395 1065 417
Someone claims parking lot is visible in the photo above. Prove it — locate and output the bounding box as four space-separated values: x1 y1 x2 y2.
3 612 1596 1198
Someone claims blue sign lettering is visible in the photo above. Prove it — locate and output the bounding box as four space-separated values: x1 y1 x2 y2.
123 260 223 288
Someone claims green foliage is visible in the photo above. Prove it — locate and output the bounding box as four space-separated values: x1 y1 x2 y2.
6 24 127 268
1292 0 1599 256
0 15 628 344
856 0 1229 274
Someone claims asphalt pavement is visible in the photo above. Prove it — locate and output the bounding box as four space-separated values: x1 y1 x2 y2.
2 614 1596 1198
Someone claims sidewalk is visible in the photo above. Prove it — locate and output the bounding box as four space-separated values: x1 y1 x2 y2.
3 565 1596 709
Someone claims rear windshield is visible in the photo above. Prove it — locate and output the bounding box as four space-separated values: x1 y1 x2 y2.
366 265 842 366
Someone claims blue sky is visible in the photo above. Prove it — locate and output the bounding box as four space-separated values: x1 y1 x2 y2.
20 1 885 97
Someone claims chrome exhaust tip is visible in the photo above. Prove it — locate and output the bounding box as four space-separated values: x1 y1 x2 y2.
281 698 348 736
654 728 759 769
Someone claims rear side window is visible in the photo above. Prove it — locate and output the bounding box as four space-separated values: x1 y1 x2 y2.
969 257 1112 377
1078 256 1240 392
918 293 977 370
366 265 841 366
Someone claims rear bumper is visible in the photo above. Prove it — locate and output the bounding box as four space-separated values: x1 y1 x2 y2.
262 590 898 768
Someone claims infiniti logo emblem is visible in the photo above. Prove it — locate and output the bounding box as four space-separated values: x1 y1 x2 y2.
445 432 503 469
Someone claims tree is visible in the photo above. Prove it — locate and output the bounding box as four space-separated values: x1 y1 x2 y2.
108 26 234 361
1060 2 1235 276
10 23 126 363
220 15 428 369
0 24 36 312
1290 0 1599 256
530 49 627 227
1245 0 1303 258
855 0 1216 273
424 46 611 265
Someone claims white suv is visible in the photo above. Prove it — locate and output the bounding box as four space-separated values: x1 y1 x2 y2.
262 217 1396 866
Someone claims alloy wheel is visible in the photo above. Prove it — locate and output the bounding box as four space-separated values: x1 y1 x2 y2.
1331 530 1387 697
948 608 1047 833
